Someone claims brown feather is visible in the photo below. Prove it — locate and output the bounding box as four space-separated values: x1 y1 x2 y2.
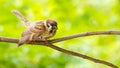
18 35 30 46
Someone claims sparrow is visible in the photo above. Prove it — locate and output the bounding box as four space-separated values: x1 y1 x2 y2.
12 10 57 46
18 19 57 46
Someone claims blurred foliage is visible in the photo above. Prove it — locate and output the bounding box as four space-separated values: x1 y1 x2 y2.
0 0 120 68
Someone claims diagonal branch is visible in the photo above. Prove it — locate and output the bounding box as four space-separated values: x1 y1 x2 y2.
48 44 118 68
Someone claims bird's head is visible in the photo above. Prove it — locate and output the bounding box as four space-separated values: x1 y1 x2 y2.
44 19 58 33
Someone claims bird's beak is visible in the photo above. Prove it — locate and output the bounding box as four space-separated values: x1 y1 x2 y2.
52 25 57 30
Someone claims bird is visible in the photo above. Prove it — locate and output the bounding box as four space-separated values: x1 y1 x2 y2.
12 10 57 46
18 19 57 46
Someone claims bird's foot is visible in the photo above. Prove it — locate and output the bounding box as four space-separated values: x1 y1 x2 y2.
41 39 49 45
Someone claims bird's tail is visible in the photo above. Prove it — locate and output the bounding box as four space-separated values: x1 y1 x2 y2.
18 36 29 47
12 10 30 27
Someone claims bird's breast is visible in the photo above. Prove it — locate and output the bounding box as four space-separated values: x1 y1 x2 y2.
40 30 54 39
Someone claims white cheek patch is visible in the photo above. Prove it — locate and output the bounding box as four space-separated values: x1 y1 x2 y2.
43 20 52 31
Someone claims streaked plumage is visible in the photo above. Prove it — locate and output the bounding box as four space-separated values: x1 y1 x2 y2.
18 19 57 46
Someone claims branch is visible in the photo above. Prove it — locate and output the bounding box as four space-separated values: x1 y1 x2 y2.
0 30 119 68
1 31 120 44
48 44 118 68
51 30 120 43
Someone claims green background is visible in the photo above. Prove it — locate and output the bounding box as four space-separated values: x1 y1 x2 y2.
0 0 120 68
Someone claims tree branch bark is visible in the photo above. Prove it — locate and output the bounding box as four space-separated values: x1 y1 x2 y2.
48 44 118 68
0 30 119 68
51 30 120 43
